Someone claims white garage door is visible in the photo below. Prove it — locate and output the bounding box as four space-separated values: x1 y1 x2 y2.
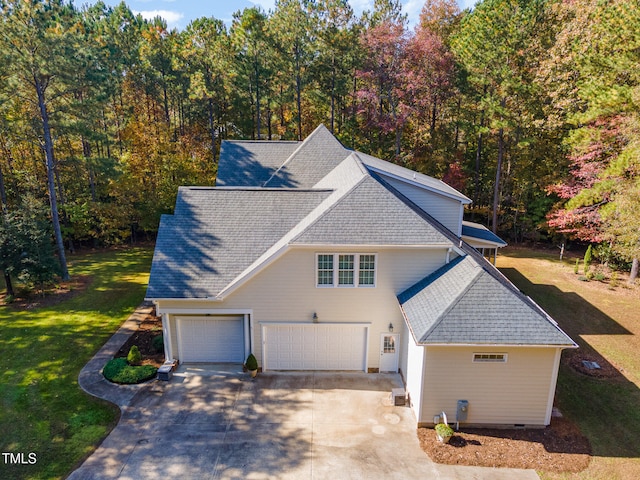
177 316 244 363
263 324 368 371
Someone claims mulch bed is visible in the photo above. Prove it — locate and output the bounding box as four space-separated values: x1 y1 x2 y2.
418 417 591 473
0 275 92 309
566 350 622 379
115 309 165 367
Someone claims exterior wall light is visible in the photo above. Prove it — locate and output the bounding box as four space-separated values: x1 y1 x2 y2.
313 312 318 323
388 323 394 332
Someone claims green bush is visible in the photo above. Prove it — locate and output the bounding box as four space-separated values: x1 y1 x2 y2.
584 245 593 275
574 259 580 275
127 345 142 366
594 272 605 282
152 335 164 353
103 358 157 384
610 271 619 287
435 423 454 438
245 353 258 371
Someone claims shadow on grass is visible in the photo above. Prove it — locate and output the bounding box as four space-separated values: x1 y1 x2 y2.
0 247 153 480
500 266 640 460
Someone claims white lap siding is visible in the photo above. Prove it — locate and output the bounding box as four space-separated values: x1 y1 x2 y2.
160 246 448 370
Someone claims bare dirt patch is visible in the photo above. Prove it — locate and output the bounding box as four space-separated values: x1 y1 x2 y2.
566 350 622 379
116 309 164 367
418 417 591 473
0 275 92 309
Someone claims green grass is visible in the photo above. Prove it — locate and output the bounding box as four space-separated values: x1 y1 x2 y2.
103 358 157 384
0 247 153 480
498 248 640 480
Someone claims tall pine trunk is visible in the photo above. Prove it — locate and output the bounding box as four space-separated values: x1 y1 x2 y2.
35 75 69 280
492 98 506 234
492 126 504 234
208 98 216 161
629 258 639 284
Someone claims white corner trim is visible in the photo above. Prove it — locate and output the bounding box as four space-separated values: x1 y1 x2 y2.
545 348 563 425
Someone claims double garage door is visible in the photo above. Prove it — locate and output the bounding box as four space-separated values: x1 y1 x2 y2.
176 316 245 363
175 317 368 370
263 324 368 371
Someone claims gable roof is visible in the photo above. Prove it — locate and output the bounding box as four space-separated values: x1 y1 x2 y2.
263 124 350 188
216 140 300 187
293 169 452 246
146 187 331 299
398 255 576 346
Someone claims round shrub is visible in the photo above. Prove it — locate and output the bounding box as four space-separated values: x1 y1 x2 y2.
245 353 258 371
152 334 164 354
103 358 157 384
127 345 142 366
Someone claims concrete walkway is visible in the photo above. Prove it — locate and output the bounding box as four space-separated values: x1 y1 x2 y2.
70 304 540 480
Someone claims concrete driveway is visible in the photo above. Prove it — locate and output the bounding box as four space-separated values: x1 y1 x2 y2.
70 364 539 480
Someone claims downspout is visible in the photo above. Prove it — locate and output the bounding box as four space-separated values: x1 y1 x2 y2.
446 247 452 264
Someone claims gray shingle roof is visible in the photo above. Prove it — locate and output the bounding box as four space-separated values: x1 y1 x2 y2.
293 174 452 246
462 221 507 247
147 125 576 349
216 140 300 186
264 124 350 188
146 187 330 298
398 256 575 346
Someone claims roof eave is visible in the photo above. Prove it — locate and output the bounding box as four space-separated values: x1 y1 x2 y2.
365 164 472 204
416 341 578 348
461 235 508 248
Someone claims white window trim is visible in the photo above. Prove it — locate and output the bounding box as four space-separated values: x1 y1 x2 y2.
315 253 377 288
473 353 508 363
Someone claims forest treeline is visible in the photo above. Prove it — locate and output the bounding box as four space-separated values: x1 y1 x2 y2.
0 0 638 287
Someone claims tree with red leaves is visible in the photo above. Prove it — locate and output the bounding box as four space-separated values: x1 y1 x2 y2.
546 0 640 282
356 20 410 158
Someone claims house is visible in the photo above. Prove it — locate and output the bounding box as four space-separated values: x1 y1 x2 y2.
146 125 576 427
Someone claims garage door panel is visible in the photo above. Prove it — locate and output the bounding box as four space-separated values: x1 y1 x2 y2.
177 316 244 363
264 324 367 371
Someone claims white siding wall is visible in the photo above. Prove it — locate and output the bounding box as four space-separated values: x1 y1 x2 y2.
158 246 447 369
405 335 426 422
420 346 561 426
398 320 409 378
380 176 463 236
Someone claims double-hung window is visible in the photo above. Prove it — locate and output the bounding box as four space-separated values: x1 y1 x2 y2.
317 254 334 286
316 253 376 287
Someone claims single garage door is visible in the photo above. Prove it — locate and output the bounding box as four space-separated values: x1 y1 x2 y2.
263 324 368 371
177 316 244 363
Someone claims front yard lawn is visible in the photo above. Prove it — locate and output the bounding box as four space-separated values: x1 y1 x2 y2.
0 247 152 480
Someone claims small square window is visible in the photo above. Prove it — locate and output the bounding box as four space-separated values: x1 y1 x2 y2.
473 353 507 363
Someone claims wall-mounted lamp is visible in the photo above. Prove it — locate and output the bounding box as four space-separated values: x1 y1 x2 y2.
313 312 319 323
388 323 394 332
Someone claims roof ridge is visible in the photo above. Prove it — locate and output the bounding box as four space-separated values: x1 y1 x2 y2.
418 258 483 342
262 124 348 187
262 124 331 187
288 158 369 244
